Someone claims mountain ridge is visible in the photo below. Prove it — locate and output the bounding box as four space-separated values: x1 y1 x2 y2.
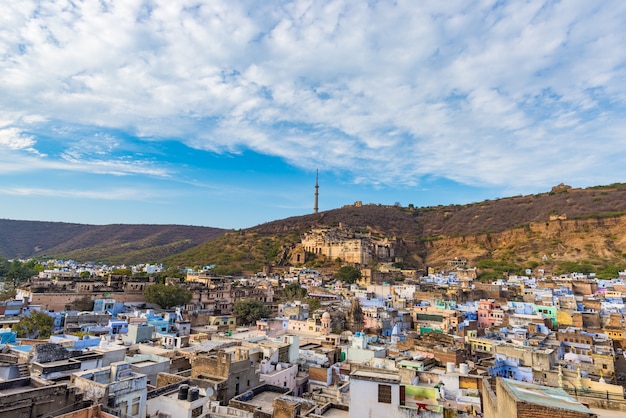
0 219 227 264
2 183 626 274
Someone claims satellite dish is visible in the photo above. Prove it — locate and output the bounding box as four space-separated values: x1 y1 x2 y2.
205 387 214 397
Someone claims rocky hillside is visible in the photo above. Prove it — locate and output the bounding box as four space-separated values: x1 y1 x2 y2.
0 219 227 264
166 183 626 276
3 183 626 274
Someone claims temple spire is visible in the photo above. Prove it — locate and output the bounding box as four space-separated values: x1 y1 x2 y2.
314 169 319 214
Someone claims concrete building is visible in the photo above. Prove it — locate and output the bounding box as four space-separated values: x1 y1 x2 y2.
190 347 262 405
259 360 298 392
146 383 209 418
0 376 89 418
481 377 597 418
122 323 155 344
125 353 171 386
71 362 148 418
349 369 435 418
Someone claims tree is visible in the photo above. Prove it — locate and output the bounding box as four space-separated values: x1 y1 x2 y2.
281 283 307 300
1 259 42 287
13 311 54 339
144 284 192 309
73 295 94 311
232 299 271 325
305 297 321 312
335 266 361 284
0 285 16 301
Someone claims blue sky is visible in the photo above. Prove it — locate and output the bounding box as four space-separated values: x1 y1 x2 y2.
1 1 626 229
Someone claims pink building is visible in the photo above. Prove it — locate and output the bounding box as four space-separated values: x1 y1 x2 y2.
477 299 503 329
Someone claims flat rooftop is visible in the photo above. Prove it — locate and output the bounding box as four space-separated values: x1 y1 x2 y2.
132 360 158 367
501 378 595 415
350 369 400 384
321 407 349 418
246 391 280 414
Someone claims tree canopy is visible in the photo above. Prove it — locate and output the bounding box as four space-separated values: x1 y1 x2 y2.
280 283 307 300
144 283 192 309
232 298 271 325
12 311 54 339
335 266 361 284
305 297 321 312
0 258 43 285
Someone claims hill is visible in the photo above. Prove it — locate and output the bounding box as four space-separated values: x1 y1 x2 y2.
0 219 227 264
166 183 626 276
3 183 626 275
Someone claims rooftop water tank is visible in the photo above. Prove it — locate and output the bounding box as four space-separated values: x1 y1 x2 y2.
188 387 200 402
178 384 189 400
446 362 455 373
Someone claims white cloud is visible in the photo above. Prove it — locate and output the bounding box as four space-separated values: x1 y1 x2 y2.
0 127 37 151
0 186 160 201
2 0 626 190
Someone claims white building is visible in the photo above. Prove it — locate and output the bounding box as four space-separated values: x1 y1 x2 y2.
146 384 209 418
71 362 147 418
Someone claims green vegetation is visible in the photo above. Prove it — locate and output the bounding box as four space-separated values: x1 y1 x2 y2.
571 212 626 220
279 283 308 300
73 295 95 311
144 284 192 309
335 266 361 284
555 261 625 280
0 258 43 285
0 284 16 301
587 183 626 189
476 259 528 281
232 299 272 325
12 311 54 339
165 231 298 275
306 297 321 311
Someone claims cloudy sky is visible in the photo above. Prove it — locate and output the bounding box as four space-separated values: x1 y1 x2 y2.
1 0 625 229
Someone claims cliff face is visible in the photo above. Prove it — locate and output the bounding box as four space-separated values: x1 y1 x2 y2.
421 216 626 269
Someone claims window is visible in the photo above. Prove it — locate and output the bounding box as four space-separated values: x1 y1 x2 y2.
378 384 392 404
191 407 203 418
131 397 140 416
119 401 128 418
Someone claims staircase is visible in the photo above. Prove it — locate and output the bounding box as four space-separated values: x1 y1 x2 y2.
17 363 29 377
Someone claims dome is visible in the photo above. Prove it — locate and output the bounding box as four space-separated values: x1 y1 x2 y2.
322 312 331 320
564 352 581 363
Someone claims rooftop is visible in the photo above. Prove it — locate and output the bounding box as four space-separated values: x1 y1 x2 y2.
319 406 350 418
350 369 400 384
501 378 595 415
245 390 280 414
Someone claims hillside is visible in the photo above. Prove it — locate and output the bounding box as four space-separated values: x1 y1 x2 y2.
166 183 626 275
3 183 626 272
0 220 227 264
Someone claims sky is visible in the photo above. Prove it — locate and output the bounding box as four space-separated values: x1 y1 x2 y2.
1 1 626 230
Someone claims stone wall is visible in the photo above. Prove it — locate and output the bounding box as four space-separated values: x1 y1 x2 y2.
28 292 146 312
516 402 593 418
191 352 230 379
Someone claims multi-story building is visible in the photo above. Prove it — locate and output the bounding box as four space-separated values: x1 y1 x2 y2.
71 362 148 418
